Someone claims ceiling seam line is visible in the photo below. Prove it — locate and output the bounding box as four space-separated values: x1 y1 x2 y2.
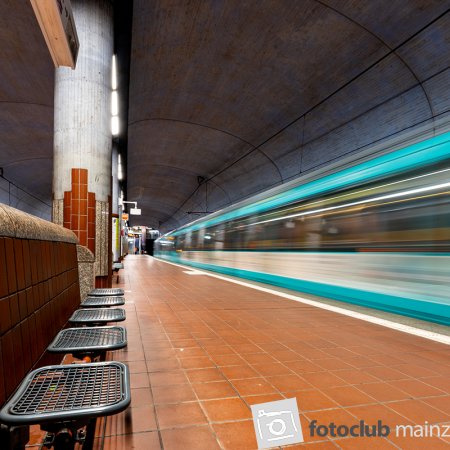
2 157 52 167
0 100 52 108
315 0 437 123
207 179 232 205
162 87 450 230
301 69 450 151
128 117 283 180
129 117 255 147
203 7 450 184
297 107 450 180
0 174 51 207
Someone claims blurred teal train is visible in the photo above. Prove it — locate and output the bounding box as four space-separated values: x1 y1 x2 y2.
155 132 450 325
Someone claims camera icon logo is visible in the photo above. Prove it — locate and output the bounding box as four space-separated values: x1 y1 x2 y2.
251 398 303 449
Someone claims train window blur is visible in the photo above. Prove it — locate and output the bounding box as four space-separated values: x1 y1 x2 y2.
155 137 450 325
176 167 450 252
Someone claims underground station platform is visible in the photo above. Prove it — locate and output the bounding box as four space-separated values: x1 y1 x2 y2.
21 255 447 450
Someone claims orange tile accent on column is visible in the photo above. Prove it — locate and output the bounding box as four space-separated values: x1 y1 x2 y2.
63 169 95 252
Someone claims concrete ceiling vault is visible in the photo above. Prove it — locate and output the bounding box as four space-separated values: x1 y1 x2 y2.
0 0 449 230
128 0 450 231
0 0 54 218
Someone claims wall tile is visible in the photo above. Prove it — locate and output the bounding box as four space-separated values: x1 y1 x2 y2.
2 331 15 395
79 231 87 246
0 233 80 403
42 242 49 280
71 214 79 230
4 238 17 293
14 240 25 291
25 288 33 316
80 200 88 215
72 182 81 200
9 294 19 327
22 240 32 288
88 192 96 208
28 314 38 363
79 168 88 184
0 341 5 405
11 325 25 382
88 222 95 238
88 207 95 224
20 321 31 372
64 190 72 205
18 291 27 321
0 298 11 334
29 241 38 285
63 204 71 223
0 239 8 298
36 242 44 282
80 184 88 199
80 215 88 231
72 168 80 184
88 238 95 253
37 283 45 308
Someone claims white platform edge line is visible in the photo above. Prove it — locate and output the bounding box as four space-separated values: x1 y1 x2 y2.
158 258 450 346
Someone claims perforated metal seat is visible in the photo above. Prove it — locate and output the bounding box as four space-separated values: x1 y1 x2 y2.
47 327 127 354
80 296 125 308
0 362 130 425
88 288 124 297
68 308 126 325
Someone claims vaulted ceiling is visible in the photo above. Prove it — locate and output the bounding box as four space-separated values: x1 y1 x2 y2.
1 0 449 230
127 0 450 230
0 0 54 218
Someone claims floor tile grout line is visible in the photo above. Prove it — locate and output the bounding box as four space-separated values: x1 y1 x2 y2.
117 256 450 449
117 266 165 448
158 258 450 346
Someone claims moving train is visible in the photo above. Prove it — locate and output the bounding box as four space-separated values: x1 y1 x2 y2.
155 131 450 325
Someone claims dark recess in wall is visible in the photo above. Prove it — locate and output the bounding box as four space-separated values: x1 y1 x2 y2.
113 0 133 203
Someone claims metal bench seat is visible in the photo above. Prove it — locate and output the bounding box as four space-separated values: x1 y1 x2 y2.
0 362 130 426
47 326 127 354
69 308 126 325
80 296 125 308
88 288 124 297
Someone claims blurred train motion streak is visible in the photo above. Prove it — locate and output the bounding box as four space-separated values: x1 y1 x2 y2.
155 132 450 325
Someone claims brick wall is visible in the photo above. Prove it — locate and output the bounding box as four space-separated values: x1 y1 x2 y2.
0 205 80 406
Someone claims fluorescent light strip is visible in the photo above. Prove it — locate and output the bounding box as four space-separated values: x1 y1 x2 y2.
250 181 450 227
111 90 119 116
158 258 450 346
111 116 119 136
112 55 117 90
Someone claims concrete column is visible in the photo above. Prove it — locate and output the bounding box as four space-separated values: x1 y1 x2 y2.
52 0 113 288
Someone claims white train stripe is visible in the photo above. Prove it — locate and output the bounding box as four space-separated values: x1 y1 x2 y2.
158 258 450 346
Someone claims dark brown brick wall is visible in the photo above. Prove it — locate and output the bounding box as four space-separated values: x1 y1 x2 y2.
0 238 80 405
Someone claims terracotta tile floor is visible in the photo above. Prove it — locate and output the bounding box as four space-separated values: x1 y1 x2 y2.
28 256 450 449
